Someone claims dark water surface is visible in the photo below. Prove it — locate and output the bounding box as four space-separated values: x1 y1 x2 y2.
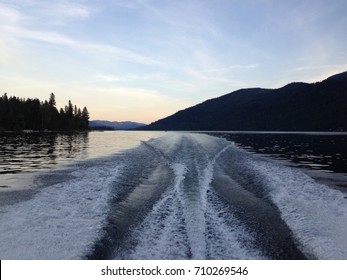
1 132 347 260
208 132 347 174
0 131 165 189
0 132 89 175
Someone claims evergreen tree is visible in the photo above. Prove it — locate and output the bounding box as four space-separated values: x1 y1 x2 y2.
67 100 73 119
0 93 90 131
48 92 56 107
81 107 90 129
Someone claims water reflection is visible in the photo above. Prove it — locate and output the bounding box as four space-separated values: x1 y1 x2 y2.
0 132 89 174
210 132 347 174
0 131 166 180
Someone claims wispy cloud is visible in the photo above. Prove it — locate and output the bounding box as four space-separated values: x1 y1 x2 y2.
96 73 165 83
291 64 347 72
108 0 144 10
52 2 91 19
186 68 233 83
1 0 346 123
139 0 222 38
185 63 259 83
0 4 25 23
291 64 347 82
3 25 163 67
0 2 91 40
200 64 260 73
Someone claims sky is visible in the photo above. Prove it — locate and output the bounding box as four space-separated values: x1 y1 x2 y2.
1 0 347 124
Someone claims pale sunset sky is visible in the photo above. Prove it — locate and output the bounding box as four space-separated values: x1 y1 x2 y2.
1 0 347 124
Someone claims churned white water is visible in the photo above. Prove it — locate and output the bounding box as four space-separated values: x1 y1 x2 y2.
245 157 347 259
0 158 123 259
0 132 346 259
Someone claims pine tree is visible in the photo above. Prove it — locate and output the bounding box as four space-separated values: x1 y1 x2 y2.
81 107 90 129
0 93 89 131
48 92 56 107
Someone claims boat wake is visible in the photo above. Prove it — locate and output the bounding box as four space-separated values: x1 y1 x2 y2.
0 133 346 259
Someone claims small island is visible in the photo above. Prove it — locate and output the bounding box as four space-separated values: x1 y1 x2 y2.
0 93 89 132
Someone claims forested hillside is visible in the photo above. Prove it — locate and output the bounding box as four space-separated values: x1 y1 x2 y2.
0 93 89 131
141 71 347 131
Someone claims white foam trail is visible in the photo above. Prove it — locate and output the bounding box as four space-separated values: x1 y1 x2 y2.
0 161 122 259
120 147 263 260
200 144 233 209
185 144 233 259
246 158 347 259
205 189 265 259
178 167 208 258
135 134 262 260
198 143 264 259
118 163 188 259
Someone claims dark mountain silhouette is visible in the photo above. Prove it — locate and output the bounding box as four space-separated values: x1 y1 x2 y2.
89 120 146 130
140 71 347 131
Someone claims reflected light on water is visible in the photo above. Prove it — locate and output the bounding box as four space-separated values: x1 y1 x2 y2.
0 131 166 189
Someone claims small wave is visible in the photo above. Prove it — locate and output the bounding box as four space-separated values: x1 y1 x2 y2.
0 157 122 259
245 157 347 259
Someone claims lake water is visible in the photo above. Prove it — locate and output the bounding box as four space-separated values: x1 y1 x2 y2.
3 130 345 190
1 131 347 260
208 131 347 189
0 131 166 189
208 132 347 173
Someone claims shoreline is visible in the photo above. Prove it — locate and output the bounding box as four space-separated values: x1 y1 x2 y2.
0 129 90 134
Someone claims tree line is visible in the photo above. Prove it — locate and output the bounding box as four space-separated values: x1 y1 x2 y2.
0 93 89 131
